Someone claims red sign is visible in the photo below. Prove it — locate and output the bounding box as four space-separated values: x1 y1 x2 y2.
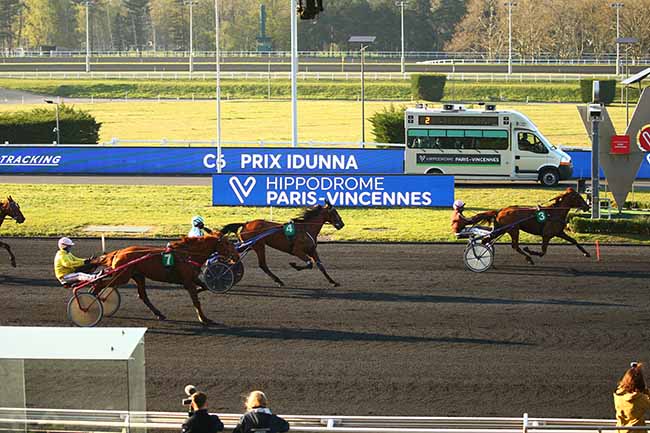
611 135 630 154
639 125 650 152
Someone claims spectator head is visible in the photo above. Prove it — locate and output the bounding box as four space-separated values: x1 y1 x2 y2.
245 390 268 411
191 391 208 410
618 363 647 393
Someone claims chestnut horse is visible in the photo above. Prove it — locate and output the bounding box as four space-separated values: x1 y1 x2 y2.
1 196 26 267
494 187 590 265
221 201 345 287
92 233 238 325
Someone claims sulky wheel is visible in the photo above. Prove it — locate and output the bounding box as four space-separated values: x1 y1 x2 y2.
201 261 235 294
98 287 121 317
67 292 104 327
463 241 494 273
232 261 245 284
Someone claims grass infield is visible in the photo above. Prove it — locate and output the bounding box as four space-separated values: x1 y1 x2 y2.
0 100 632 147
3 183 649 244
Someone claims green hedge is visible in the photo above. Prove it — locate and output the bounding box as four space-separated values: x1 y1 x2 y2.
569 216 650 235
0 105 101 144
369 104 406 143
410 74 447 101
579 79 617 105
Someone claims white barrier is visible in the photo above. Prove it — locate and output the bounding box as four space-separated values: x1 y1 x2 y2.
0 408 627 433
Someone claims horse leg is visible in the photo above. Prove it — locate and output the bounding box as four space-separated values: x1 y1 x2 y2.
183 281 215 325
253 244 285 287
308 250 340 287
289 255 313 271
523 236 551 257
132 273 167 320
556 231 591 258
0 240 17 267
508 229 534 265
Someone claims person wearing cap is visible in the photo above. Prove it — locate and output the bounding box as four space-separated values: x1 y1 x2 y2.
188 216 213 238
451 200 495 236
53 237 97 285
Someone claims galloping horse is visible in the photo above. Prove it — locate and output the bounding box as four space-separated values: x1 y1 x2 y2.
0 196 25 267
494 187 590 265
92 233 238 325
221 201 345 287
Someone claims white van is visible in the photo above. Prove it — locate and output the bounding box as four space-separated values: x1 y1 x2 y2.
403 103 573 186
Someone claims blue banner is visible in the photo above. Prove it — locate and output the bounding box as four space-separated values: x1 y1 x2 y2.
212 174 454 207
0 146 404 175
567 150 650 179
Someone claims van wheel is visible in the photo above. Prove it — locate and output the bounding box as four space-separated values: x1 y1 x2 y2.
426 169 444 175
539 168 560 186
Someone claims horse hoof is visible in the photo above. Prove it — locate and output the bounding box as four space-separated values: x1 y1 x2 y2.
276 281 285 287
332 282 340 288
526 259 535 265
200 319 216 326
157 314 167 321
584 252 591 258
10 261 16 268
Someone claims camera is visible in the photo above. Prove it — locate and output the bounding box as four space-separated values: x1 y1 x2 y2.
588 103 603 122
182 384 197 405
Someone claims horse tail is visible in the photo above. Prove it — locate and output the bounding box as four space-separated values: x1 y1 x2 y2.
473 210 498 225
221 222 245 235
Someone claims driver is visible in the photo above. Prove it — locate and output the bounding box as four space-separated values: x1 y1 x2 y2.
188 215 213 238
451 200 494 237
54 237 98 285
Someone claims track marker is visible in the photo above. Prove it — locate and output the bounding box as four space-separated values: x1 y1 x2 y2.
595 240 601 261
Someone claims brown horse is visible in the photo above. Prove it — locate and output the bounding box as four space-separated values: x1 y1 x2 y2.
494 187 590 265
92 233 238 325
221 201 345 287
1 196 26 267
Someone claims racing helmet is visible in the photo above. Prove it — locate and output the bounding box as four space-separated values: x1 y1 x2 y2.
453 199 465 211
192 215 204 227
58 237 74 249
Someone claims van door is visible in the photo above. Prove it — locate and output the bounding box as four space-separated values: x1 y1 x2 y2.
514 131 549 180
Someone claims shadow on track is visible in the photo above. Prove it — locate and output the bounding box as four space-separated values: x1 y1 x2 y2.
229 286 628 308
144 322 533 346
0 275 58 286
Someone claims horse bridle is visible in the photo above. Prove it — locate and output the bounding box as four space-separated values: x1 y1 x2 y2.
2 200 20 221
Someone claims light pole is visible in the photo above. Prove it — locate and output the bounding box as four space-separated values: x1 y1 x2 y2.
44 100 61 144
214 0 222 172
349 36 376 148
611 2 624 76
396 1 407 75
184 0 197 76
84 0 91 73
291 0 298 148
505 1 516 75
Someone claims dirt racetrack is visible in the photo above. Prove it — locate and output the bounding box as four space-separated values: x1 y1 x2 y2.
1 238 649 419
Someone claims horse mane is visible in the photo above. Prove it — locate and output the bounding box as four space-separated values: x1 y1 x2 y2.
169 232 223 251
294 205 324 222
549 188 576 207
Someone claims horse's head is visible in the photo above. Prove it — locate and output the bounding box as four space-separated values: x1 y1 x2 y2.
323 199 345 230
2 196 25 224
555 187 590 212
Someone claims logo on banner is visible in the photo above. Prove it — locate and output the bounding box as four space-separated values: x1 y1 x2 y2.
229 176 257 203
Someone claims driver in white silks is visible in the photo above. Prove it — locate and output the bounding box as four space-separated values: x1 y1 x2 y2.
451 200 496 238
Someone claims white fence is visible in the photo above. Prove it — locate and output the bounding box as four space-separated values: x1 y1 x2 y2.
0 408 635 433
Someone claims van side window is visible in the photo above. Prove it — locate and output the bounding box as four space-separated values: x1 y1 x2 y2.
406 129 508 150
518 132 548 154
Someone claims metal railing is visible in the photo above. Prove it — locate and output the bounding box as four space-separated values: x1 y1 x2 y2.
0 71 621 82
0 408 635 433
1 49 649 63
